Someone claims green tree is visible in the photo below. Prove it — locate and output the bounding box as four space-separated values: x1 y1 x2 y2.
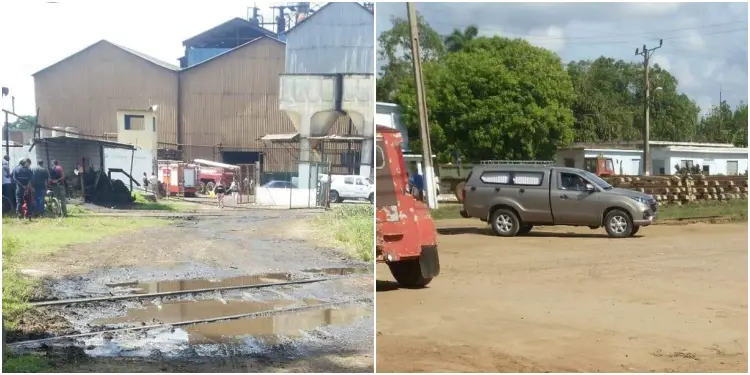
566 57 701 143
376 14 445 102
444 25 479 53
8 116 36 131
393 36 576 162
698 101 747 146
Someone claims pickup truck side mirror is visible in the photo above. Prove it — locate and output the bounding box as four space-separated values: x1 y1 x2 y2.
585 183 595 192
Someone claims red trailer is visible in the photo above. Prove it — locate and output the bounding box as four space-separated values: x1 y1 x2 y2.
157 161 198 197
376 125 440 288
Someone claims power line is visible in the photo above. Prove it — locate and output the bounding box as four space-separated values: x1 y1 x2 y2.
425 18 747 44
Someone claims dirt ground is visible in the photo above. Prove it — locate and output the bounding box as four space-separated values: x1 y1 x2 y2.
376 221 748 373
11 208 373 373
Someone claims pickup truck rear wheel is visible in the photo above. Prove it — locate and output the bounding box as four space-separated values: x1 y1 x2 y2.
388 259 432 288
517 224 534 235
490 208 520 237
604 209 633 238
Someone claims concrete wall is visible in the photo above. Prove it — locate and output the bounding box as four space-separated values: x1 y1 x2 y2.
34 41 179 145
104 148 154 188
557 147 749 175
283 2 374 74
255 187 317 207
652 148 748 175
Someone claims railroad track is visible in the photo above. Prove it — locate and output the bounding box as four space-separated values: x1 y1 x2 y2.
8 296 373 348
30 273 370 307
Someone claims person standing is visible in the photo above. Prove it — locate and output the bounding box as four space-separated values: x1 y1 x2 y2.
229 178 240 206
214 179 227 209
48 159 67 217
412 172 425 202
31 160 49 217
142 172 150 193
12 158 34 219
148 172 159 200
2 155 13 208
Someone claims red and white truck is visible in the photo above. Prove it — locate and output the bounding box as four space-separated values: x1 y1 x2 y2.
157 161 198 197
193 159 238 194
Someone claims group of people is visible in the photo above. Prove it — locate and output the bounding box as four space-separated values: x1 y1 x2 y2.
2 155 68 219
212 178 240 209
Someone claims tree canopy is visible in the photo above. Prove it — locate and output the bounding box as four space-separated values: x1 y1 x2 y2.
377 13 746 162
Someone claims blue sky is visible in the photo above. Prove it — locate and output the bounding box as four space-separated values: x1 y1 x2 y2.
376 2 749 115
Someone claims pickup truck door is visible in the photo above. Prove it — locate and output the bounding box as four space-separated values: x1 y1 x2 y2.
550 171 602 226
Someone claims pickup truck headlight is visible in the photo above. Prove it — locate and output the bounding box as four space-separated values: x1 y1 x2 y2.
629 196 650 205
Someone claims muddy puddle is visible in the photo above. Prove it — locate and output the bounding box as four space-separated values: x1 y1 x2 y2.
107 267 370 294
92 297 371 346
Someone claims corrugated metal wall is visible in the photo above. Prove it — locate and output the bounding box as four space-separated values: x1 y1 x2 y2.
179 38 291 162
34 42 179 144
284 2 374 74
33 141 102 179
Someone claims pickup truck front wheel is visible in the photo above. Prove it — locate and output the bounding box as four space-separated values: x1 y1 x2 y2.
604 209 633 238
490 209 520 237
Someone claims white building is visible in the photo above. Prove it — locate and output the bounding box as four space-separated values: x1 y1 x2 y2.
556 141 748 176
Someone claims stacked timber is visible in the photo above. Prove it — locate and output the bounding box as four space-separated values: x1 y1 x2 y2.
604 174 748 204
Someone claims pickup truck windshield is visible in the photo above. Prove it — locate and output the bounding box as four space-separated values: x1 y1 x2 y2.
581 171 613 190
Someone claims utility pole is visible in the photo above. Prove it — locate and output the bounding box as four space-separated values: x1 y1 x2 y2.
635 39 662 176
407 2 437 209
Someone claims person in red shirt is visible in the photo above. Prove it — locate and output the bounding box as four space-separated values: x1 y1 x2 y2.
49 160 67 217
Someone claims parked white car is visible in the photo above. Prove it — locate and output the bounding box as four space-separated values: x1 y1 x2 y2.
328 175 374 203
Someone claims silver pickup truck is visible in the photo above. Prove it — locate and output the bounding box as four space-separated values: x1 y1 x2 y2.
460 165 657 238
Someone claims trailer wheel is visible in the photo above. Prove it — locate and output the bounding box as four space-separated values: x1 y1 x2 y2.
388 259 432 288
453 181 466 202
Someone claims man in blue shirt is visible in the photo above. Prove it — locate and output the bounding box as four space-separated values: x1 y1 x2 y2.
412 172 425 202
12 158 34 219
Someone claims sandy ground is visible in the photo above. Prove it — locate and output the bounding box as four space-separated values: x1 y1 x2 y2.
376 220 748 373
13 208 373 373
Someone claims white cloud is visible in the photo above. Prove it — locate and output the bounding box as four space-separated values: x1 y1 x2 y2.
526 26 565 52
652 55 671 71
623 3 681 16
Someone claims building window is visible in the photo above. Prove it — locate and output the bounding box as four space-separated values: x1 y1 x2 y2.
480 171 510 185
680 160 694 169
727 160 738 175
124 115 145 130
564 158 574 168
152 117 156 132
375 146 385 169
702 165 710 174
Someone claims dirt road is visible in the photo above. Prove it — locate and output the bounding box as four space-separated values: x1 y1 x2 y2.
376 221 747 373
13 209 373 373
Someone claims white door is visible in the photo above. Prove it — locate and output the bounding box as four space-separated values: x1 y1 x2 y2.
343 176 356 197
632 159 641 175
727 161 739 175
355 177 368 198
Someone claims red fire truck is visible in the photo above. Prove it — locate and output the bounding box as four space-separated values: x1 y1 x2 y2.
157 161 198 197
376 125 440 288
193 159 238 194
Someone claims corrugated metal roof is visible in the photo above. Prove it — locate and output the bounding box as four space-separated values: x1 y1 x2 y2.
284 2 373 36
180 36 285 71
31 136 136 151
33 40 179 76
182 17 277 46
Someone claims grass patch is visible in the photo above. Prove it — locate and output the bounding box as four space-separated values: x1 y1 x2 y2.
2 354 52 373
132 192 181 211
311 205 373 261
430 200 748 222
657 199 747 221
1 215 167 323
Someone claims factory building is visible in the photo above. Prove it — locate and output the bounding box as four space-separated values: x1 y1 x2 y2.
32 2 371 174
